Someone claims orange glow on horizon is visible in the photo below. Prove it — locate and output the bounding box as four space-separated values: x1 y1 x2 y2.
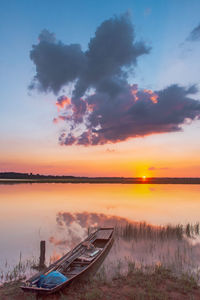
1 155 200 177
1 128 200 178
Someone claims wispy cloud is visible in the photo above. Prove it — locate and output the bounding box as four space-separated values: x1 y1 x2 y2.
148 166 169 171
144 8 152 16
187 23 200 41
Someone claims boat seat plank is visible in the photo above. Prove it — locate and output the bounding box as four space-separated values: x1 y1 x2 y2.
95 229 113 240
73 261 90 265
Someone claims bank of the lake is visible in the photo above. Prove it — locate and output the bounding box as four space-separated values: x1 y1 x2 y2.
1 266 200 300
1 172 200 184
1 177 200 184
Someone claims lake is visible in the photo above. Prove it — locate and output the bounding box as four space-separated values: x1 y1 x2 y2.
0 183 200 279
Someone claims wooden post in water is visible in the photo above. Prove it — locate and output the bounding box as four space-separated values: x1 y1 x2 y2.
39 240 46 269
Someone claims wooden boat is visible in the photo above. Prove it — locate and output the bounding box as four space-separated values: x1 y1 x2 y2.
20 227 114 295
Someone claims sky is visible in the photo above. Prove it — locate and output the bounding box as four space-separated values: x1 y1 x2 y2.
0 0 200 177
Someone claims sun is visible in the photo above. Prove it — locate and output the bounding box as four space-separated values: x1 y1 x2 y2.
142 175 146 180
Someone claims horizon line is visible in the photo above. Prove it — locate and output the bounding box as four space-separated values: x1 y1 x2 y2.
0 171 200 179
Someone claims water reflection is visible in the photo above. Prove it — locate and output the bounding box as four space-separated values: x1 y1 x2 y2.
47 211 200 279
1 210 200 283
0 183 200 280
50 212 132 250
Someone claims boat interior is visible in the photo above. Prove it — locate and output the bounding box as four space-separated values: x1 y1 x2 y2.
57 229 113 278
59 244 103 278
28 228 113 287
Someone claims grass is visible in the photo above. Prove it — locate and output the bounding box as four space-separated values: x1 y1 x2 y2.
1 264 199 299
0 255 37 284
84 287 103 300
90 221 200 282
115 222 200 240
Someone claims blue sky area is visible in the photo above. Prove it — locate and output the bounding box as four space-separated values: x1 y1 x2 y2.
0 0 200 176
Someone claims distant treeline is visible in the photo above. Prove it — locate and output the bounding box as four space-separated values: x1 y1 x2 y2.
0 172 75 179
0 172 200 184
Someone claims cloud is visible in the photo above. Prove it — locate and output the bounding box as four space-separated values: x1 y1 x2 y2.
144 8 152 16
49 211 129 251
106 148 116 153
73 14 150 98
29 29 86 94
55 211 128 229
30 15 200 146
148 166 169 171
53 115 67 124
187 23 200 41
30 15 149 96
59 84 200 145
56 95 71 110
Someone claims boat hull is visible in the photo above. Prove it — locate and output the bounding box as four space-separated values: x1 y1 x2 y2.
21 228 114 295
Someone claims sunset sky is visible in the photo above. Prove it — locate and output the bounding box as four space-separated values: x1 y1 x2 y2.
1 0 200 177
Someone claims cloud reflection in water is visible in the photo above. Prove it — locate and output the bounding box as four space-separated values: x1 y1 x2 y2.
49 212 200 279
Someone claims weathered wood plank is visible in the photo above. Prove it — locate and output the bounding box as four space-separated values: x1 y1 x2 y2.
96 229 113 240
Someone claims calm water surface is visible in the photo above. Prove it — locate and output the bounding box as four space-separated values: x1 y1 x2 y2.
0 183 200 270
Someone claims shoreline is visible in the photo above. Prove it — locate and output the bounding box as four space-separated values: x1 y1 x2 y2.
1 178 200 184
1 266 200 299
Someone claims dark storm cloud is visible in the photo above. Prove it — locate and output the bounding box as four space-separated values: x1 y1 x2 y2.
72 14 150 98
187 23 200 41
30 15 200 146
60 84 200 146
30 14 149 96
29 29 86 94
38 29 56 43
